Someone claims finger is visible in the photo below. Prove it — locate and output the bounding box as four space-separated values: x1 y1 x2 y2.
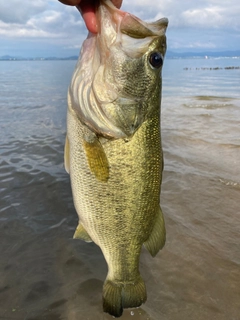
111 0 123 9
58 0 81 5
77 0 99 34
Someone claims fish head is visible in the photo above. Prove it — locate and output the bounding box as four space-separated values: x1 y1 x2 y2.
69 0 168 139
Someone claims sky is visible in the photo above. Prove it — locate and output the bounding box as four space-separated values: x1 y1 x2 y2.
0 0 240 58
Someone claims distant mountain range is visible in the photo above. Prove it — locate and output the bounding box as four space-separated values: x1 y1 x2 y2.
0 55 79 61
1 50 240 61
166 50 240 59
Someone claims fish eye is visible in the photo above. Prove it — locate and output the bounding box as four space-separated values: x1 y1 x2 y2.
149 52 163 69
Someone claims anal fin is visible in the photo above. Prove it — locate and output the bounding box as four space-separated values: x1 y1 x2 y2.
144 206 166 257
73 222 92 243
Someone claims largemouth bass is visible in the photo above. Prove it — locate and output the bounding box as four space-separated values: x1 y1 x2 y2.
64 0 168 317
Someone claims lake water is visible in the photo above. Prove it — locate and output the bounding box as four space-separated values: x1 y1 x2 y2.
0 57 240 320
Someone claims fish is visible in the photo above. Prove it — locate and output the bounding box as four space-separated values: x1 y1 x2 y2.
64 0 168 317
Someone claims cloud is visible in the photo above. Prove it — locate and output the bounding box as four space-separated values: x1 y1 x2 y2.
171 40 217 50
0 23 49 38
123 0 240 30
180 5 240 30
0 0 240 57
182 7 223 26
0 3 85 39
0 0 47 24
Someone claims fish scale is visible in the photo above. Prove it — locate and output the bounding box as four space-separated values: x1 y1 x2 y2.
65 0 168 317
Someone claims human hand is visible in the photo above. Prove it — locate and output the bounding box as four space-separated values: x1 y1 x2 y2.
58 0 123 33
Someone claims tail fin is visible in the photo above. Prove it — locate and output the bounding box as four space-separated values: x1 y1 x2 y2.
102 276 147 317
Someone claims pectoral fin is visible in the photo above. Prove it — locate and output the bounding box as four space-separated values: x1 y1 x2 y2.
73 222 92 242
144 206 166 257
83 136 109 182
64 135 70 174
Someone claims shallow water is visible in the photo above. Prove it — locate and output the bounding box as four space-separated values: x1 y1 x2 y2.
0 58 240 319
